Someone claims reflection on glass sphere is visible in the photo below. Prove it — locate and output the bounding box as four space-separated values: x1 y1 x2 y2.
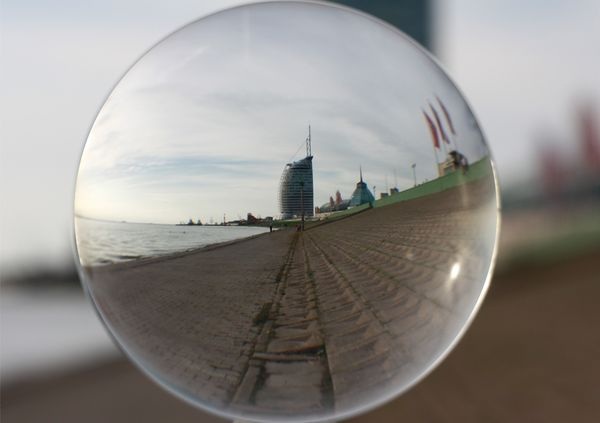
74 2 499 422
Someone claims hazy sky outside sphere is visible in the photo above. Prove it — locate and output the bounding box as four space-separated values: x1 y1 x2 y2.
76 2 487 224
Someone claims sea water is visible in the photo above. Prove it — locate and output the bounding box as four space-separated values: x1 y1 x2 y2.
74 217 269 266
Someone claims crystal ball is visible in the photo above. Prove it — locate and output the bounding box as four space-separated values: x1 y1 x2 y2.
74 2 499 421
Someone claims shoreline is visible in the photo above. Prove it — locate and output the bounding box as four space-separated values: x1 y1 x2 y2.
80 226 276 271
79 159 494 270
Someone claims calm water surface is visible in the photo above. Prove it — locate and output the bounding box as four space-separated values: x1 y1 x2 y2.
75 217 270 266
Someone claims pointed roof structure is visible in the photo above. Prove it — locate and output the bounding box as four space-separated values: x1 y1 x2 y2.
349 166 375 207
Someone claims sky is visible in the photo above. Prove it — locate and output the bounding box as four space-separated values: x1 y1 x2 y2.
1 0 599 273
437 0 600 182
74 2 487 225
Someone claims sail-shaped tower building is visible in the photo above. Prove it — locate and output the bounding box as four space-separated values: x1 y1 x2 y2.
279 127 314 219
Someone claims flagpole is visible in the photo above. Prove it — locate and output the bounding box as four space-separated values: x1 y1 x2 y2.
436 95 460 153
441 134 448 156
431 139 440 176
422 108 441 176
430 103 448 157
446 123 460 153
451 133 460 154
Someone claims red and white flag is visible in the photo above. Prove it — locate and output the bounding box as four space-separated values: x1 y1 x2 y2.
436 96 456 135
422 110 440 149
430 103 450 144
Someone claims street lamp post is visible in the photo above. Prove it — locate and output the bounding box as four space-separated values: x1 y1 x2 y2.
412 163 417 187
300 180 305 231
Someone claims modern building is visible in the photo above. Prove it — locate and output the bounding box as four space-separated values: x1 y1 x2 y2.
317 195 350 214
349 168 375 207
279 129 314 219
316 168 374 215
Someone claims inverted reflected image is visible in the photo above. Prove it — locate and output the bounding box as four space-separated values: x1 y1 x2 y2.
74 2 499 422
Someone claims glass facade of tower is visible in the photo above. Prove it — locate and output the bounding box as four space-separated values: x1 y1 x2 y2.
279 156 314 219
349 179 375 206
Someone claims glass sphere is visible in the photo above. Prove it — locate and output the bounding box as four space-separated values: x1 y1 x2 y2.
74 2 499 422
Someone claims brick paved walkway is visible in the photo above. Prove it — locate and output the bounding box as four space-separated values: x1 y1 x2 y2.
87 176 496 419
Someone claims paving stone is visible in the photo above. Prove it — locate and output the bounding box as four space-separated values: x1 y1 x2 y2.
87 177 495 415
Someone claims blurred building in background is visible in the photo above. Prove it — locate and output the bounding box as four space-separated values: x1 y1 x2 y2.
499 101 600 269
335 0 433 51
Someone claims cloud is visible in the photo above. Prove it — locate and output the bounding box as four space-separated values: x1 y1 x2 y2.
75 2 489 223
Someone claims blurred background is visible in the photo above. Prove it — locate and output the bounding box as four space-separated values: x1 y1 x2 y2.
1 0 599 422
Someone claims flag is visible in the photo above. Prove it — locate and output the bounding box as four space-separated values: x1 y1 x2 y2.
430 103 450 144
436 95 456 135
579 104 600 171
422 110 440 149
